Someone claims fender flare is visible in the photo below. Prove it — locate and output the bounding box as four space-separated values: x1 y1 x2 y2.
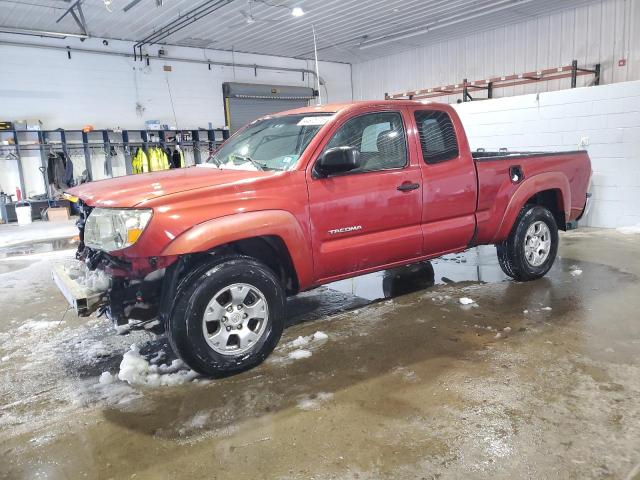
161 210 314 288
493 172 570 243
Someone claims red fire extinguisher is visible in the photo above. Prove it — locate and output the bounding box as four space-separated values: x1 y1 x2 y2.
15 187 22 202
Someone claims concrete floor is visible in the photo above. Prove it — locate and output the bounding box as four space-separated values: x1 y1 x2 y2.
0 228 639 479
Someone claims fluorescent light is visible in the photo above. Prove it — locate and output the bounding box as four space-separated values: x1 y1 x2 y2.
0 27 88 39
291 6 304 17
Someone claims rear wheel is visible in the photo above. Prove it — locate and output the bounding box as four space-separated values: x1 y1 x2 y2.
496 205 558 281
167 255 285 377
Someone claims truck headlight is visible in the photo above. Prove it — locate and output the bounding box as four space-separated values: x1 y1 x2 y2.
84 208 153 252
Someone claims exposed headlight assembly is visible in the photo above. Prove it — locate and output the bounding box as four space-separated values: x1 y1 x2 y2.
84 208 152 252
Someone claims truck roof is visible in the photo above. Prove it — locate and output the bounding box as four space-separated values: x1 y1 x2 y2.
276 99 446 116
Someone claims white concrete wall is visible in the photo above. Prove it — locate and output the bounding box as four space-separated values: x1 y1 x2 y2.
352 0 639 102
0 35 352 197
453 80 640 228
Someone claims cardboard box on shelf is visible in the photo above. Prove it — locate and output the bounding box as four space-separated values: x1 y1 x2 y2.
46 206 70 222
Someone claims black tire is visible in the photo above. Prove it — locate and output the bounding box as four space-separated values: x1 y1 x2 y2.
496 205 559 281
166 255 285 377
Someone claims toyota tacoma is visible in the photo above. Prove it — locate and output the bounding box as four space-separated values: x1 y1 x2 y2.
53 101 592 376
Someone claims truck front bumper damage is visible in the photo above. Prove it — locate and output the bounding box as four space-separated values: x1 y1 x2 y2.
51 262 110 317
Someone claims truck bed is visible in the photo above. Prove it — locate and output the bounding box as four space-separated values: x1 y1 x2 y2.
471 149 591 245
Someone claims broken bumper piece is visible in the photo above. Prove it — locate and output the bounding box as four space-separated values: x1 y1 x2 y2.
51 262 110 317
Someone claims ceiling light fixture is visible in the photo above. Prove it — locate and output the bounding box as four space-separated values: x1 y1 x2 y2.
291 6 304 17
0 26 88 39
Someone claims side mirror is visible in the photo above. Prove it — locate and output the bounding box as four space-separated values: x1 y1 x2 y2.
315 147 361 177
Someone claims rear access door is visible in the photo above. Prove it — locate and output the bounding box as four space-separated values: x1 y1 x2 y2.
408 106 478 255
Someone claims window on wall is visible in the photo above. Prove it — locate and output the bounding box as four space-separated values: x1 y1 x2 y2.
323 112 407 173
414 110 459 164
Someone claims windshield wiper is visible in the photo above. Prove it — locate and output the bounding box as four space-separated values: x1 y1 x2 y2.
229 154 266 171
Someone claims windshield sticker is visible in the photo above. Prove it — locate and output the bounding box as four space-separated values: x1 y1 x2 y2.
297 116 332 126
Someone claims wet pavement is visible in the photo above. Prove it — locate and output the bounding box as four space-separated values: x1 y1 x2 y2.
0 229 639 479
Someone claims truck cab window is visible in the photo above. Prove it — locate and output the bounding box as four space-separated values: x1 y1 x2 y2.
414 110 459 164
324 112 407 173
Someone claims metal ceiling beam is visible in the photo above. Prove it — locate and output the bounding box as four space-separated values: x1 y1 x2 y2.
55 0 88 36
123 0 145 13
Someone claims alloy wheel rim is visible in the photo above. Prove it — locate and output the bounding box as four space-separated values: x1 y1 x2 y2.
202 283 269 355
524 220 552 267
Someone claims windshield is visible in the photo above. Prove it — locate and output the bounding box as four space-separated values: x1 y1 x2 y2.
207 114 333 171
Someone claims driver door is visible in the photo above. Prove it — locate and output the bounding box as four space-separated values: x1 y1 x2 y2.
306 109 424 281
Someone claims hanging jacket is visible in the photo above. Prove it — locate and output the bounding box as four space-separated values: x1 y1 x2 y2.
132 147 149 174
64 156 74 187
47 152 67 189
148 146 169 171
171 148 185 168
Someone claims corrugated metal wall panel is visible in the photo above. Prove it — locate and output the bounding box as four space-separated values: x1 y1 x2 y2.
353 0 640 102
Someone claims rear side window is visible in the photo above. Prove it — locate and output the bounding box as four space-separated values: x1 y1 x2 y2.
414 110 459 164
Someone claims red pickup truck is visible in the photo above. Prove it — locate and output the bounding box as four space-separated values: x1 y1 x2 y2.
55 101 591 376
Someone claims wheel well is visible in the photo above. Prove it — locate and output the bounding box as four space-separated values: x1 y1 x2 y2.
211 236 300 295
525 189 566 231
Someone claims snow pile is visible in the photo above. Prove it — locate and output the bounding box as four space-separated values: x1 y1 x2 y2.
617 223 640 234
288 349 312 360
117 344 198 387
66 262 110 292
459 297 476 305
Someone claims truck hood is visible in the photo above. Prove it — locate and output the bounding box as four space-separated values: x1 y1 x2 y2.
67 166 277 207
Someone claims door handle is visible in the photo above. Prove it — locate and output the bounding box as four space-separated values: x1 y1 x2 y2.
397 181 420 192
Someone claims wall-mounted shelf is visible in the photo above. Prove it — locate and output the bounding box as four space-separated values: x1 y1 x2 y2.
384 60 601 102
0 127 229 199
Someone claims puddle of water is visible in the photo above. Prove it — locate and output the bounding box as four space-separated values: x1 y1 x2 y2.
0 237 79 259
327 245 507 301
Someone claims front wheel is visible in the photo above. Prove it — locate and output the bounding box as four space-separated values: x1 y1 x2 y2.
167 255 286 377
496 205 559 281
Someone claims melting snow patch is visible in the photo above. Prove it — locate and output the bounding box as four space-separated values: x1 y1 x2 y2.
288 349 312 360
17 319 61 332
541 306 553 311
570 266 583 276
297 392 333 410
118 344 198 387
459 297 475 305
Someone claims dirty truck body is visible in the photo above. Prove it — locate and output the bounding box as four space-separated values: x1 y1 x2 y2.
55 101 592 376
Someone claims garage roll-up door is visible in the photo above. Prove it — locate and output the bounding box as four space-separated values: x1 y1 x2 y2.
223 82 316 133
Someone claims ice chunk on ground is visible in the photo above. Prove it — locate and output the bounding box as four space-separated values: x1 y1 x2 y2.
291 336 310 348
312 331 328 341
570 268 583 276
503 326 512 333
288 349 312 360
459 297 475 305
118 344 198 387
286 331 328 349
99 372 115 385
541 306 553 311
